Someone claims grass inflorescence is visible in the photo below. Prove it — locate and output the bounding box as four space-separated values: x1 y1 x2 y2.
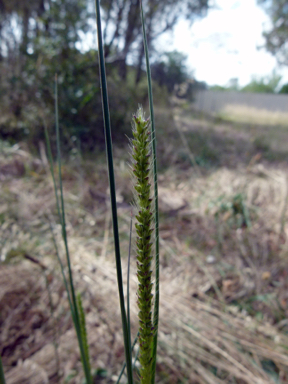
131 108 154 384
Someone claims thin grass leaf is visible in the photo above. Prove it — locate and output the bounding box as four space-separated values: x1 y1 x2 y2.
94 2 133 383
53 76 92 384
77 293 91 375
45 116 76 323
116 332 140 384
44 270 60 381
44 99 75 321
133 347 140 370
0 355 6 384
48 219 74 319
43 122 62 226
44 123 76 318
139 2 159 383
127 215 133 358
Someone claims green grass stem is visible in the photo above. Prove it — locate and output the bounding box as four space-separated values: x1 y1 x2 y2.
94 1 134 382
44 128 75 320
48 219 74 319
43 122 62 227
127 216 133 362
77 293 91 375
116 333 139 384
46 76 92 384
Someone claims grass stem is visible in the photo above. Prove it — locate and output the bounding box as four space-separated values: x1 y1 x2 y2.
94 1 134 382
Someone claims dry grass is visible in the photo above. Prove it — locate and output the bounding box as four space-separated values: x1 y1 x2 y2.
219 104 288 127
1 105 288 383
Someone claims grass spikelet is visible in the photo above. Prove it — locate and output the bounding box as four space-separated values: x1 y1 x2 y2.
139 3 159 381
131 107 154 384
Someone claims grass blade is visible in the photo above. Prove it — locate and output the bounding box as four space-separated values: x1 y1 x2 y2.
116 332 139 384
77 293 91 375
44 125 75 320
139 2 159 383
0 355 6 384
94 2 133 383
52 76 92 384
43 123 62 226
127 215 133 359
48 219 74 318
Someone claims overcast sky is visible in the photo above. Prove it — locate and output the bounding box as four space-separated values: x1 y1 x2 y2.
157 0 288 88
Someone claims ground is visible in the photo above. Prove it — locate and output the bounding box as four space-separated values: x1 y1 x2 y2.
1 102 288 383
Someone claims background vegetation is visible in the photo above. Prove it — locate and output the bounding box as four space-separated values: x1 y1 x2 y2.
0 0 209 151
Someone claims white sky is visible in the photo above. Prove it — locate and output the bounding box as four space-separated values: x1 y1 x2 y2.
157 0 288 88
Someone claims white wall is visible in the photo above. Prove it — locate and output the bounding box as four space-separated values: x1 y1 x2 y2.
192 90 288 114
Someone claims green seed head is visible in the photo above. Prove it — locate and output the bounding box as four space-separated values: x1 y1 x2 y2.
131 106 154 384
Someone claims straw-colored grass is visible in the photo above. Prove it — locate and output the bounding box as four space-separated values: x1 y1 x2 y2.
2 248 288 383
219 104 288 127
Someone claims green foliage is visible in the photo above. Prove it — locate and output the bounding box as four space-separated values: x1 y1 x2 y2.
241 71 282 93
0 0 210 150
0 1 144 150
76 293 91 377
209 85 228 91
211 193 251 229
209 78 239 92
0 47 141 150
279 82 288 93
258 0 288 65
210 72 283 95
100 0 209 80
151 50 190 92
253 136 270 152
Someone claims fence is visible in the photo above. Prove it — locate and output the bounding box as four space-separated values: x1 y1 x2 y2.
191 90 288 114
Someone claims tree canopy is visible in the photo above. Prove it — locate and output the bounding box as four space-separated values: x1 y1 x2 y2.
101 0 210 80
0 0 210 150
241 71 282 93
151 51 190 92
258 0 288 65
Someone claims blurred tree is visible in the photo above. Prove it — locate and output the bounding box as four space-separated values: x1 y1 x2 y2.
279 82 288 93
0 0 96 148
241 71 282 93
101 0 210 81
151 50 190 92
0 0 210 149
209 85 228 91
258 0 288 65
